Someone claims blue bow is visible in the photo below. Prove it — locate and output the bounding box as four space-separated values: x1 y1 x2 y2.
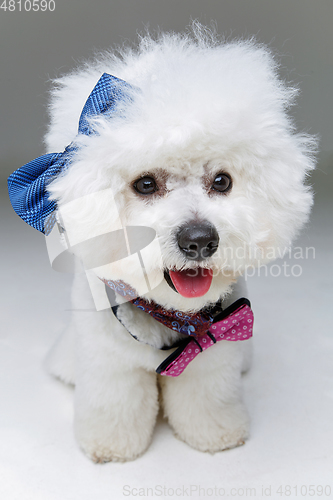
7 73 132 234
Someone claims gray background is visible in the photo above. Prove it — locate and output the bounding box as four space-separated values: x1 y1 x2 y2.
1 1 332 497
0 0 332 202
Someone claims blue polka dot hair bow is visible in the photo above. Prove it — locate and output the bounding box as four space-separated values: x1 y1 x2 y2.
7 73 132 234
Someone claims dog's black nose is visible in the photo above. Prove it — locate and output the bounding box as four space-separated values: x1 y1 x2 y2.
177 221 219 261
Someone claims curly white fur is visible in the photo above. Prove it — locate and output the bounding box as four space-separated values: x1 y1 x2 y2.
45 25 316 462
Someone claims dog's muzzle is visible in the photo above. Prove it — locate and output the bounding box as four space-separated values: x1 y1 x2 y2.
177 221 219 261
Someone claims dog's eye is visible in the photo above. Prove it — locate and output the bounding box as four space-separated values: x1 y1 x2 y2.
212 173 232 193
133 176 158 195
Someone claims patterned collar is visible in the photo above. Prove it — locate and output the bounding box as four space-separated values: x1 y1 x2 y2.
104 279 253 377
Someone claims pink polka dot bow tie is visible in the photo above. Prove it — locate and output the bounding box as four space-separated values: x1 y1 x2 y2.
156 298 253 377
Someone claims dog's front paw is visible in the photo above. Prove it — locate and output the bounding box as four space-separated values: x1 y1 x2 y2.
171 401 249 453
74 368 158 462
75 408 155 463
160 346 250 454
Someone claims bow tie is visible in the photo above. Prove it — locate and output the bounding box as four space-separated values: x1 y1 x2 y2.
157 299 253 376
7 73 132 235
104 279 253 377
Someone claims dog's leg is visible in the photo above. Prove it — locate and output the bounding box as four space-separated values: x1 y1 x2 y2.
74 364 158 462
74 326 159 462
55 272 159 462
160 341 249 452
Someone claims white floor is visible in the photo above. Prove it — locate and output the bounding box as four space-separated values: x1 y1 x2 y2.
1 188 332 500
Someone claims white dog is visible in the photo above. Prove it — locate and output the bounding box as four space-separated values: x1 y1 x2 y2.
8 26 315 462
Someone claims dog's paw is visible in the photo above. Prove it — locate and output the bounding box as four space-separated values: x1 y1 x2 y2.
160 365 250 454
73 362 158 462
171 401 250 453
75 408 155 463
79 436 148 463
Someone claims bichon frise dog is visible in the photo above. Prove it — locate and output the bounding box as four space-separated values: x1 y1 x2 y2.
8 25 316 462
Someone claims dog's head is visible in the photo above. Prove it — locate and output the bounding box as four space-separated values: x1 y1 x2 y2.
46 29 316 312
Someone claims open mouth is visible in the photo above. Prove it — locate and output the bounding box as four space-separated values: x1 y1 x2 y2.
164 268 213 298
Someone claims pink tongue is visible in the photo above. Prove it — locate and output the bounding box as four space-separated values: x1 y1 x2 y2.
169 269 213 298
